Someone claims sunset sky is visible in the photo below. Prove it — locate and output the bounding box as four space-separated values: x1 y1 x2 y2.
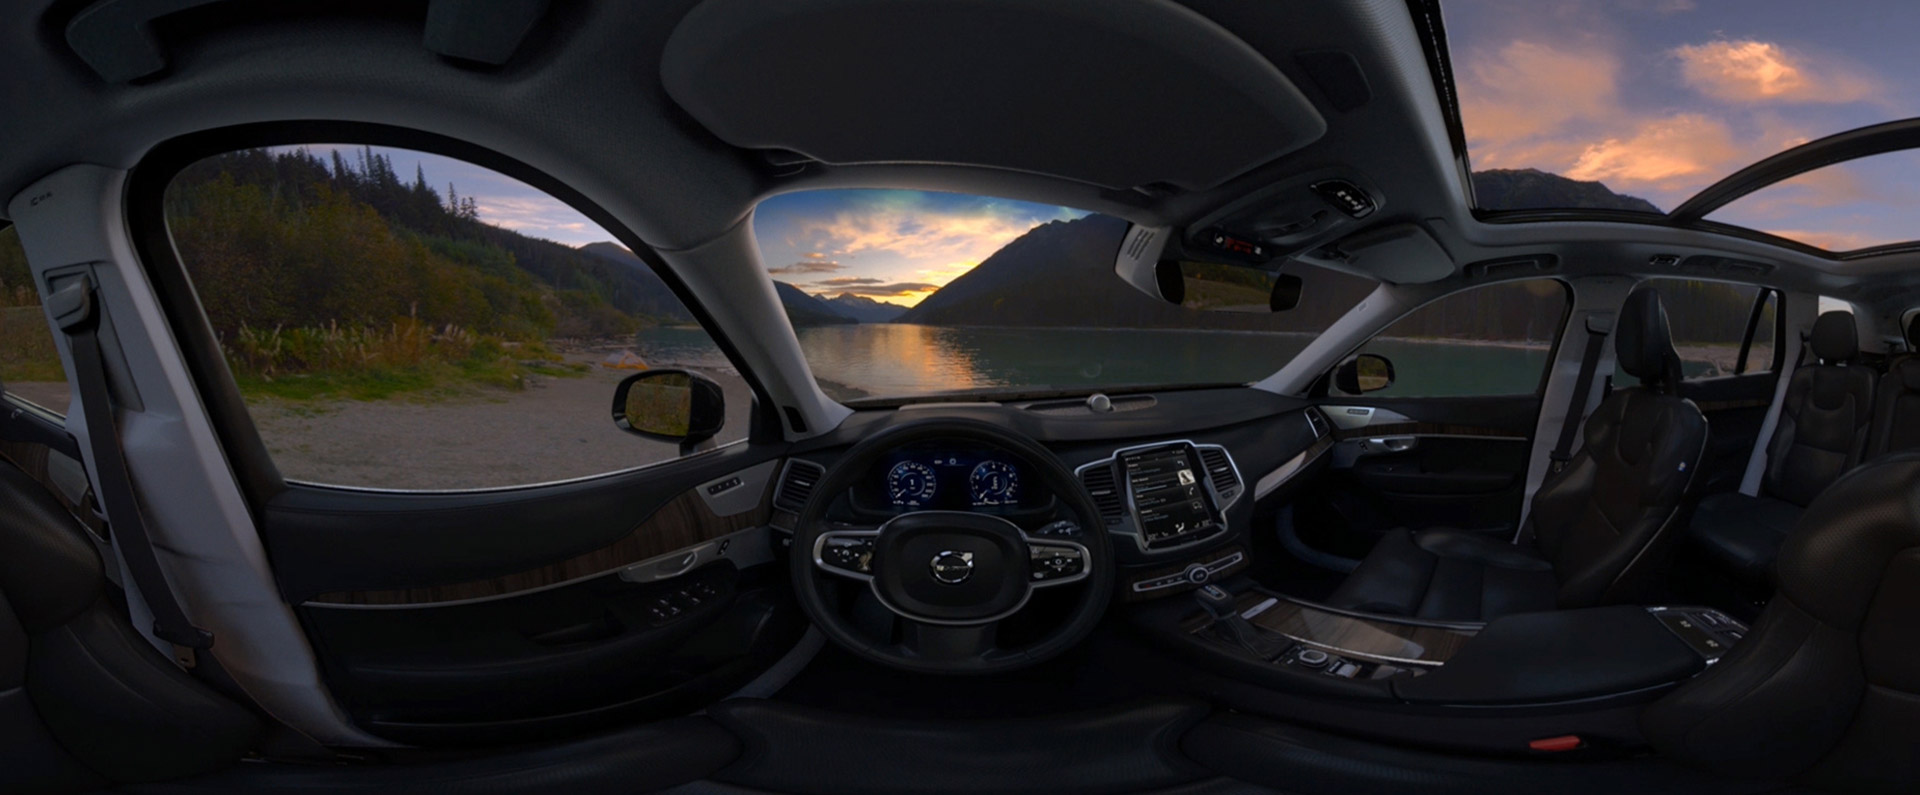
1446 0 1920 249
750 190 1086 306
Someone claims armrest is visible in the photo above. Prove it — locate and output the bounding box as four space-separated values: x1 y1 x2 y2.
1392 606 1704 706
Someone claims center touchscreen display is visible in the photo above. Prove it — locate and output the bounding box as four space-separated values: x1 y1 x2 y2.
1120 444 1218 546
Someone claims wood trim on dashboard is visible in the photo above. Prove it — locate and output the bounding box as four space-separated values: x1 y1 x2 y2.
1332 422 1527 441
306 479 775 606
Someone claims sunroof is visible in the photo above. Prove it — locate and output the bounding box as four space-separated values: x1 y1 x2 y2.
1706 151 1920 252
1442 0 1920 217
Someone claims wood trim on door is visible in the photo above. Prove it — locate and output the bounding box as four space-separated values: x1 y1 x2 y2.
306 480 774 606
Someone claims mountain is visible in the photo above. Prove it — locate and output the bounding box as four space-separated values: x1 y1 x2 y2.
823 293 908 323
894 215 1370 331
1470 169 1663 213
574 242 693 323
773 281 857 326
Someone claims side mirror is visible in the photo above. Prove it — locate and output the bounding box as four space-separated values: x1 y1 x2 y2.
612 369 725 451
1335 353 1395 394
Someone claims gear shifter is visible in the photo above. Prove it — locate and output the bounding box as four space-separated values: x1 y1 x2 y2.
1195 585 1278 660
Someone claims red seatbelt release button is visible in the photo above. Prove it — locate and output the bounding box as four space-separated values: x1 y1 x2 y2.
1528 735 1584 753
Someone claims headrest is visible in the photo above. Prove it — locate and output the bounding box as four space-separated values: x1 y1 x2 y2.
1906 313 1920 352
1615 288 1678 387
1810 311 1858 362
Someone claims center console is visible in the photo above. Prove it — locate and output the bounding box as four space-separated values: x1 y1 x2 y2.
1179 586 1747 705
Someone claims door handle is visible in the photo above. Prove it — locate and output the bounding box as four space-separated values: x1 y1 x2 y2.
1365 436 1417 453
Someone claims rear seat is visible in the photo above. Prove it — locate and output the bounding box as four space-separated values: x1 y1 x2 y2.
1686 311 1875 585
1867 314 1920 458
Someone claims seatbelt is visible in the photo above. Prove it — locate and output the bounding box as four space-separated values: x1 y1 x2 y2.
46 274 213 667
1739 331 1810 496
1550 313 1613 473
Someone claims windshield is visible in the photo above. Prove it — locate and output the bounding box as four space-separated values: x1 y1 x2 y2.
728 189 1377 403
1444 0 1920 218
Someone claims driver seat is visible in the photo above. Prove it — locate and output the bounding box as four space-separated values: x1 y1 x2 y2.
1642 452 1920 792
1326 288 1708 622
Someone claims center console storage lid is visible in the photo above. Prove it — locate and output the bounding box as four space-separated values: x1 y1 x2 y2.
1393 606 1703 706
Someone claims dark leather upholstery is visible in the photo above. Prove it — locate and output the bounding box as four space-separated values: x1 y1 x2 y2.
1686 311 1875 585
1868 350 1920 459
1327 289 1708 621
1685 492 1802 584
1324 529 1557 620
0 454 257 790
1644 453 1920 792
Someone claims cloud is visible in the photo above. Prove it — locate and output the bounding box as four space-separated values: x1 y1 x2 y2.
812 276 883 286
799 202 1075 266
768 259 844 274
471 196 591 234
1564 114 1743 186
809 281 940 298
1756 228 1882 251
1459 40 1619 151
1673 40 1879 104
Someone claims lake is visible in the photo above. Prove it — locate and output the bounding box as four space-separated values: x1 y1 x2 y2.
634 324 1559 401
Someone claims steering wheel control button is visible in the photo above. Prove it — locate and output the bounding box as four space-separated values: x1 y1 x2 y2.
818 536 877 576
1029 544 1086 583
1033 520 1084 538
930 550 975 584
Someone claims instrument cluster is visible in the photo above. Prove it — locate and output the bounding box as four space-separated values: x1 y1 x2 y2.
852 441 1050 515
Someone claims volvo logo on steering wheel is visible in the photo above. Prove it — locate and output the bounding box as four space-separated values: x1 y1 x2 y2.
929 550 975 584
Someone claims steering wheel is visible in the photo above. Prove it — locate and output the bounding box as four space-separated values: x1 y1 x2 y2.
790 419 1115 674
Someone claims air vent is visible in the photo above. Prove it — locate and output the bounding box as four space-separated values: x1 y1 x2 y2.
1077 463 1127 526
772 459 826 513
1198 447 1243 503
1304 407 1330 439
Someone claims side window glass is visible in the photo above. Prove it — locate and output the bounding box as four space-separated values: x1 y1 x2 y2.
0 225 67 415
162 146 752 491
1615 280 1772 386
1334 279 1569 398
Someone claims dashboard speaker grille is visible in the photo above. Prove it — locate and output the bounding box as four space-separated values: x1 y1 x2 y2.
1199 447 1242 502
1078 463 1127 525
773 459 826 513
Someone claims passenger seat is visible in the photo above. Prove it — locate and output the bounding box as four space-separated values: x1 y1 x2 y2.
1686 311 1875 586
1325 288 1708 622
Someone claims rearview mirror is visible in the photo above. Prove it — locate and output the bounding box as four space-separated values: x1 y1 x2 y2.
1156 260 1303 313
1335 354 1395 394
612 369 725 450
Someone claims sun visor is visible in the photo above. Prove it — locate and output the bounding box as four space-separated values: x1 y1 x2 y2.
660 0 1326 192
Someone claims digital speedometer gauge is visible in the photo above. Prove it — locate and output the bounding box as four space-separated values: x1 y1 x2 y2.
969 460 1019 506
887 461 937 507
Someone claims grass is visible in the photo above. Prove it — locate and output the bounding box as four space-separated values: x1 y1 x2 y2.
223 317 588 402
0 306 65 384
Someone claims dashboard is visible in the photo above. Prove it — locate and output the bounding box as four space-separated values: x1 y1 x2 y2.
849 441 1054 516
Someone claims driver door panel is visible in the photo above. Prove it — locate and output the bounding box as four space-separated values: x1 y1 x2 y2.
265 449 806 745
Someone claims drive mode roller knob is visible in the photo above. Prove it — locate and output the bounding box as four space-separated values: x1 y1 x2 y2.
1184 564 1210 584
1295 648 1330 667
